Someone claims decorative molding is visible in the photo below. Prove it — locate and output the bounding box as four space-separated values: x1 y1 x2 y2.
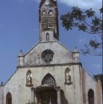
17 63 82 68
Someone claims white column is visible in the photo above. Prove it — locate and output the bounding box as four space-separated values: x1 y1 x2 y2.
57 87 61 104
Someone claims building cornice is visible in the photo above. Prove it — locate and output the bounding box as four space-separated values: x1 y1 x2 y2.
17 62 82 69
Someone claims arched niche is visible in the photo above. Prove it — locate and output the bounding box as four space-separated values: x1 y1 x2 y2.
88 89 94 104
26 70 33 87
42 73 56 86
65 68 71 84
6 92 12 104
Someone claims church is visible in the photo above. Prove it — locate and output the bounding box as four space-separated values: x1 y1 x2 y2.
0 0 102 104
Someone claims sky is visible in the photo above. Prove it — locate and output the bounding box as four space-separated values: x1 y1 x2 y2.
0 0 102 83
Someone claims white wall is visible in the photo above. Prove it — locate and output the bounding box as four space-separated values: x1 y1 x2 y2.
0 86 3 104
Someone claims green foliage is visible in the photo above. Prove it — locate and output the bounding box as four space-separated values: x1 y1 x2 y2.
61 7 102 34
61 7 103 56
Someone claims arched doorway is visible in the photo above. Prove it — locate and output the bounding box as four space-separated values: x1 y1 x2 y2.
37 87 57 104
6 92 12 104
36 73 57 104
88 89 94 104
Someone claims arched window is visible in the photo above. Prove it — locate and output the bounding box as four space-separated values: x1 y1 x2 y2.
42 73 56 86
45 0 50 6
46 33 49 41
26 70 33 86
88 89 94 104
49 10 53 16
65 68 71 84
42 10 47 16
6 92 12 104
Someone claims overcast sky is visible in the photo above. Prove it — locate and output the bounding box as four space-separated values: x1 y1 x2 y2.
0 0 102 83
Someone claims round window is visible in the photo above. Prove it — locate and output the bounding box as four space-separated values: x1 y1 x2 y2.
41 50 54 63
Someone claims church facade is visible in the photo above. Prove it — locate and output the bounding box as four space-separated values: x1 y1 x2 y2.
0 0 102 104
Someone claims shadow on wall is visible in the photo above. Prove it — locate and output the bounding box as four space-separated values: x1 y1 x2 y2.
61 90 69 104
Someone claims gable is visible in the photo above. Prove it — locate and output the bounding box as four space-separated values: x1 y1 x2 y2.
19 41 73 67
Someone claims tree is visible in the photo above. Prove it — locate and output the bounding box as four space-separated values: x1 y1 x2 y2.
60 7 103 56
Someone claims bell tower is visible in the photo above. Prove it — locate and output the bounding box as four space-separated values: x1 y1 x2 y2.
39 0 59 42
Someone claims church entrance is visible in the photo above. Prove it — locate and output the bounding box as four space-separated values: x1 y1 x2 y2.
37 88 57 104
35 73 58 104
